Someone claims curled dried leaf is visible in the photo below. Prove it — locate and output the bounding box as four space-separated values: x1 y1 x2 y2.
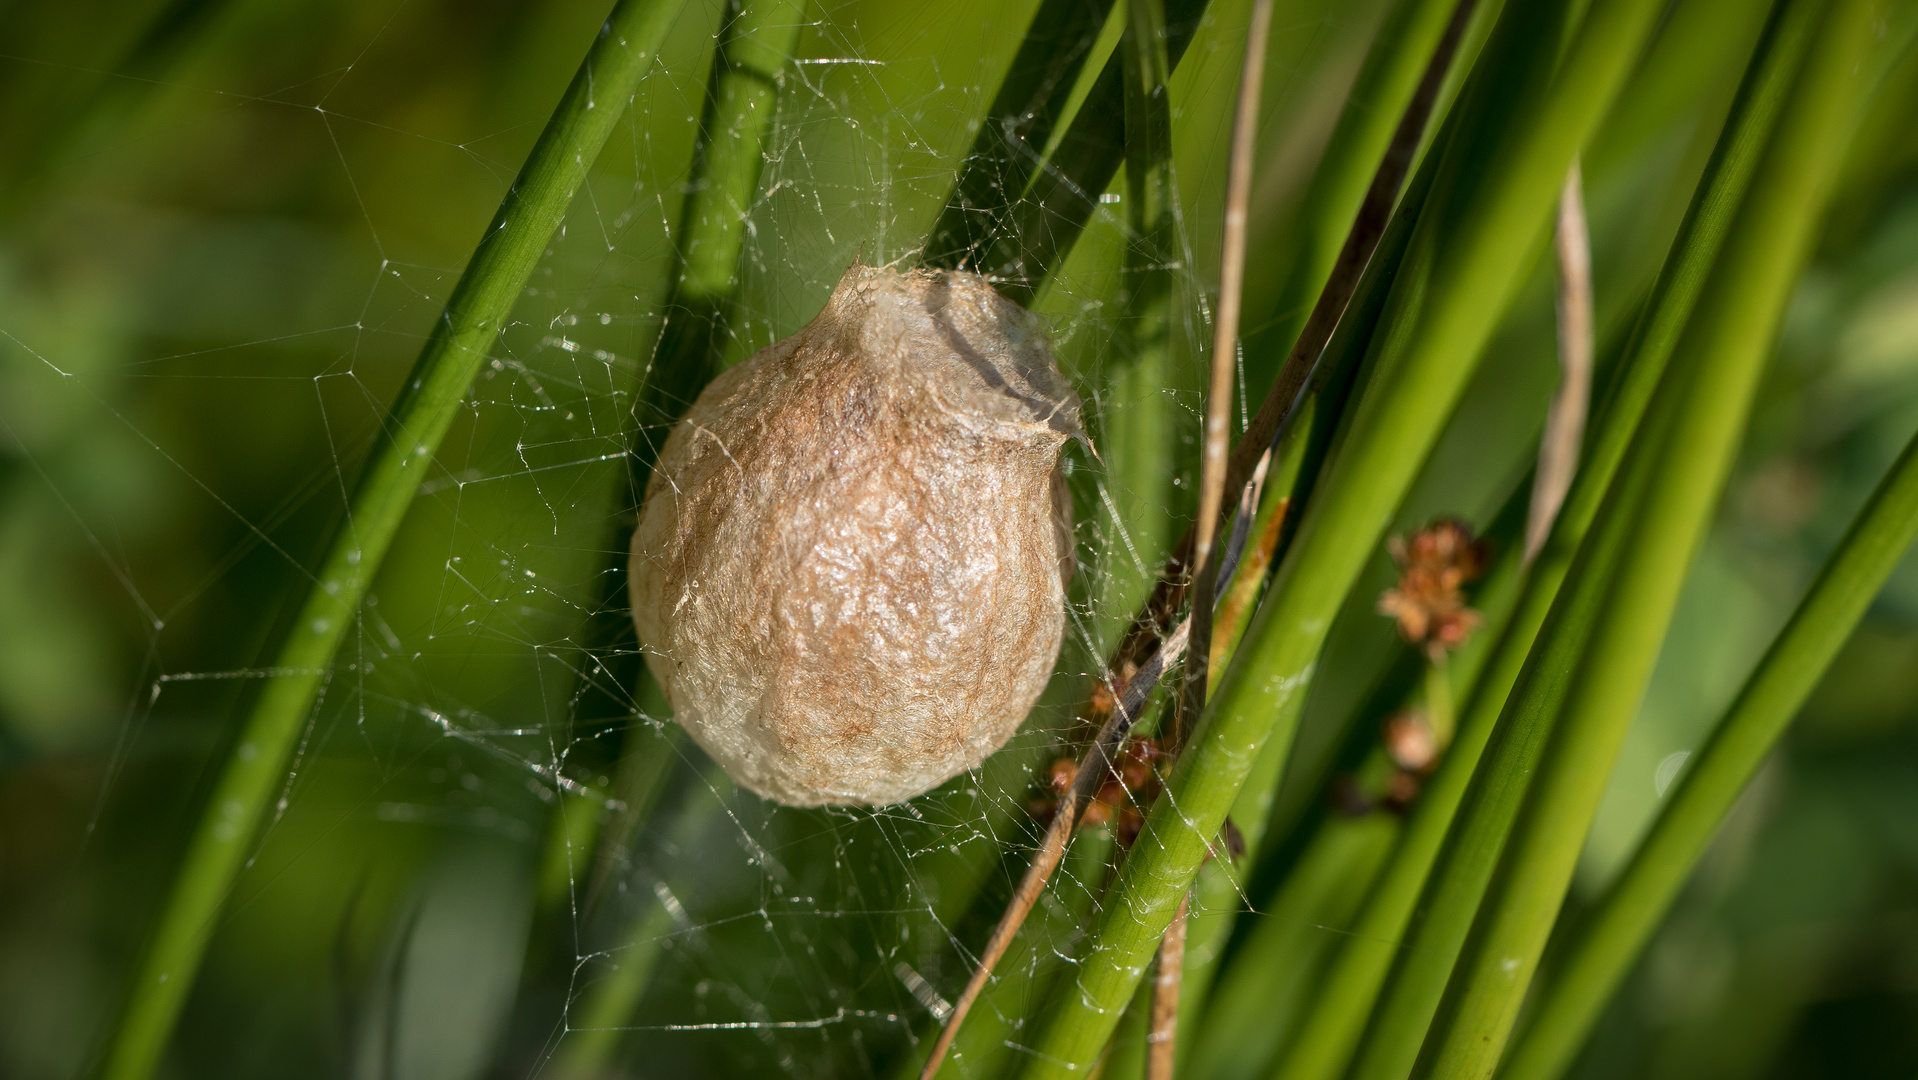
630 263 1081 806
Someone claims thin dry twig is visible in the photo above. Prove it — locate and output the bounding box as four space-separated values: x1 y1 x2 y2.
1147 890 1193 1079
1154 0 1274 1066
1179 0 1275 737
1525 160 1594 563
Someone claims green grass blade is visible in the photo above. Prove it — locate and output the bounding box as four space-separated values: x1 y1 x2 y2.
1186 813 1401 1080
1497 426 1918 1080
549 772 727 1080
1166 137 1457 1073
1248 0 1473 388
1006 0 1668 1070
95 5 689 1078
1412 1 1883 1074
923 0 1117 270
1091 0 1182 655
1289 4 1822 1076
638 0 808 428
986 0 1209 305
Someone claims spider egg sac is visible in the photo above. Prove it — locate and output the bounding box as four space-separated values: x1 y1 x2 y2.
629 263 1080 807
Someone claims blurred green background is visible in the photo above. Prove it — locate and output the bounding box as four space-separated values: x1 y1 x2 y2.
0 0 1914 1077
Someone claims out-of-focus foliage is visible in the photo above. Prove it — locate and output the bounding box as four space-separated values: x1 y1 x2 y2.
0 0 1913 1077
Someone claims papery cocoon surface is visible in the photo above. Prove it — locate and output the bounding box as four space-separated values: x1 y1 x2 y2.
630 263 1080 806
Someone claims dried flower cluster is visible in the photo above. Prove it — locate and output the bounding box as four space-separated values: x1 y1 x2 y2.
1377 517 1490 655
1031 737 1164 847
629 263 1081 807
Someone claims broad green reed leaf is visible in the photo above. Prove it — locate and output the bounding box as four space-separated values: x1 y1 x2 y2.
1094 0 1183 658
924 0 1118 270
986 0 1210 305
97 5 690 1079
1295 3 1824 1076
1009 0 1668 1071
635 0 810 435
1248 0 1477 391
1497 422 1918 1080
1412 0 1884 1074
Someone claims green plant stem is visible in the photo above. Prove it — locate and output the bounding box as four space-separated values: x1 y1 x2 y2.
1249 0 1474 388
1157 31 1476 1068
97 6 687 1078
1218 101 1454 866
1094 0 1181 657
549 772 727 1080
1102 949 1163 1079
1009 0 1666 1071
1412 2 1879 1075
987 0 1210 305
551 897 678 1078
908 827 1119 1080
1499 430 1918 1080
1300 4 1822 1076
636 0 806 437
537 784 614 914
924 0 1118 269
1186 812 1400 1080
584 696 686 915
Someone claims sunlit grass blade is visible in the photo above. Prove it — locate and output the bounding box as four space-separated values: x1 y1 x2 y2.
1006 0 1669 1070
1245 0 1476 395
1411 1 1883 1074
638 0 808 428
1127 29 1475 1059
985 0 1209 305
1150 0 1280 1067
923 0 1117 270
1498 426 1918 1080
1185 811 1401 1080
551 0 807 1059
1190 490 1526 1080
1091 0 1182 661
95 5 690 1079
1339 4 1824 1074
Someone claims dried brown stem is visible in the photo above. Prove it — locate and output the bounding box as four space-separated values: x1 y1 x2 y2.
1525 160 1593 563
1147 891 1192 1080
1178 0 1275 743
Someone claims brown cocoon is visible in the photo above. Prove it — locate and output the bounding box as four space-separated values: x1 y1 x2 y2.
630 263 1080 806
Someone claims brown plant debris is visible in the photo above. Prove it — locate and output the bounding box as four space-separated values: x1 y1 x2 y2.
1377 517 1490 654
1031 736 1164 848
630 263 1081 806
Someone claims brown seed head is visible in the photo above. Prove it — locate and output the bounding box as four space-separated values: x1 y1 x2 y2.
1382 708 1438 773
630 263 1080 806
1377 517 1489 653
